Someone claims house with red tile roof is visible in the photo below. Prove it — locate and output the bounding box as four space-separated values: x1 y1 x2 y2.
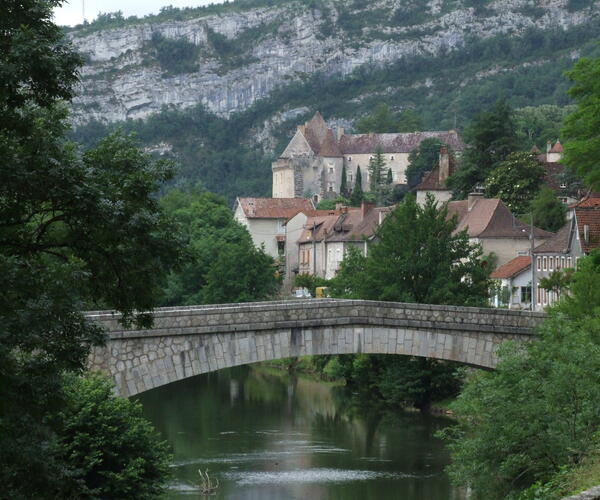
446 193 554 266
233 197 314 260
272 111 465 203
489 256 533 310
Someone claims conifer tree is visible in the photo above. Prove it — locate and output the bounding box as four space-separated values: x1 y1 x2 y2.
368 147 387 192
340 164 348 197
387 168 393 184
350 166 364 206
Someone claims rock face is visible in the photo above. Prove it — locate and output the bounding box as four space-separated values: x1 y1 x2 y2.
69 0 597 125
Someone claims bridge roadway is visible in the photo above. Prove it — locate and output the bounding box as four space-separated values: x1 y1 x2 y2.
87 299 545 397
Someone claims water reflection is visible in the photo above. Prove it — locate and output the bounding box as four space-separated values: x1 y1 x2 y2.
136 365 466 500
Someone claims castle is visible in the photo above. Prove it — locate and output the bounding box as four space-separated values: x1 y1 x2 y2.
272 112 466 202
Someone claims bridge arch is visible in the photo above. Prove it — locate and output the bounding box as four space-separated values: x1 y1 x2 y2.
87 299 544 398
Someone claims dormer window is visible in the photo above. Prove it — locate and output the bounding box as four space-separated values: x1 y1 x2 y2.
347 157 352 162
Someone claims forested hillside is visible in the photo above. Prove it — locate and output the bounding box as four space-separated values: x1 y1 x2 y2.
69 0 600 202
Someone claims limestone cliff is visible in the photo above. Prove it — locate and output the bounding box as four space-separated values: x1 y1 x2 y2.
69 0 598 125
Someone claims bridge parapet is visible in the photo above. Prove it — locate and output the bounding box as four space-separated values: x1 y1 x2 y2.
87 299 545 397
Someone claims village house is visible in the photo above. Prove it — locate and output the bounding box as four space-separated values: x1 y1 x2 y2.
535 140 582 205
531 193 600 310
446 193 554 267
489 256 532 310
286 202 391 284
233 197 314 262
272 111 465 203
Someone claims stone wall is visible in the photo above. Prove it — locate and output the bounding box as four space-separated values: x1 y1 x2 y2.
87 299 545 397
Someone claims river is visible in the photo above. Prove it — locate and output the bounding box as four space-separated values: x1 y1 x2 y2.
136 364 466 499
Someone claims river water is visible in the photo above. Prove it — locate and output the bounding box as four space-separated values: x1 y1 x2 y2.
136 365 466 500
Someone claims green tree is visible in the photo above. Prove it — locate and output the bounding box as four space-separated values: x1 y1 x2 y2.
396 108 424 132
0 2 181 496
368 147 389 205
330 195 491 410
386 167 393 184
160 187 279 305
340 164 349 197
53 374 172 499
354 103 399 133
562 54 600 190
448 99 522 198
350 166 364 206
514 104 575 148
484 151 546 215
442 249 600 499
527 186 567 232
405 138 444 189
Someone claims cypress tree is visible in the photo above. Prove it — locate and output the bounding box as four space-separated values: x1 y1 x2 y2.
350 166 363 206
386 168 393 184
340 164 348 197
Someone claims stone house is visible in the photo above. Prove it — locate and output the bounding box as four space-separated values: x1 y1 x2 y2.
446 193 554 267
535 140 582 205
272 112 465 202
233 197 314 260
489 256 532 310
288 202 391 281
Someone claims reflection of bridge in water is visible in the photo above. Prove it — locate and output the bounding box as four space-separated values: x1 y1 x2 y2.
87 299 545 397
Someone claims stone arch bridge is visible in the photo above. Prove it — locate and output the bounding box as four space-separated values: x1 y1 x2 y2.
87 299 545 398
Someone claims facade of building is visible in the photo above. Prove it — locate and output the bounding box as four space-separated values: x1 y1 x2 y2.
489 256 532 310
286 202 391 282
233 197 314 260
446 193 554 267
272 112 465 202
532 194 600 310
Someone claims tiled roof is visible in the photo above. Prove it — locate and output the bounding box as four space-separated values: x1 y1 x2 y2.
302 112 329 154
318 129 343 157
574 197 600 253
416 167 445 190
236 197 314 219
339 130 466 154
490 256 531 279
533 220 573 254
570 193 600 209
549 140 564 153
447 197 553 239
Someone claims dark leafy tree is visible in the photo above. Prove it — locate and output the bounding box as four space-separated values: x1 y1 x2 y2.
442 250 600 499
386 167 393 184
330 195 491 410
527 186 567 232
562 54 600 190
484 151 545 215
160 187 279 305
448 99 522 198
354 103 399 133
406 138 444 189
52 374 172 499
0 2 181 497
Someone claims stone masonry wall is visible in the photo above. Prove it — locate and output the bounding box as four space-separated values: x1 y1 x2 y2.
87 299 544 397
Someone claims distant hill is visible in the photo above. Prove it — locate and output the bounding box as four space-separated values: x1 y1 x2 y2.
69 0 600 202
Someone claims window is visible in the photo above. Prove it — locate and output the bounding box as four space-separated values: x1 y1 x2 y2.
347 157 352 162
329 167 334 174
536 257 541 272
543 288 548 305
390 156 395 160
537 284 541 305
521 286 532 304
543 256 547 271
567 257 572 268
561 257 565 269
349 173 353 182
549 257 554 271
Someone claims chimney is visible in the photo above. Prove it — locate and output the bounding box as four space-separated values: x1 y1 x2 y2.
336 127 345 140
438 146 450 184
468 192 483 211
361 201 374 220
